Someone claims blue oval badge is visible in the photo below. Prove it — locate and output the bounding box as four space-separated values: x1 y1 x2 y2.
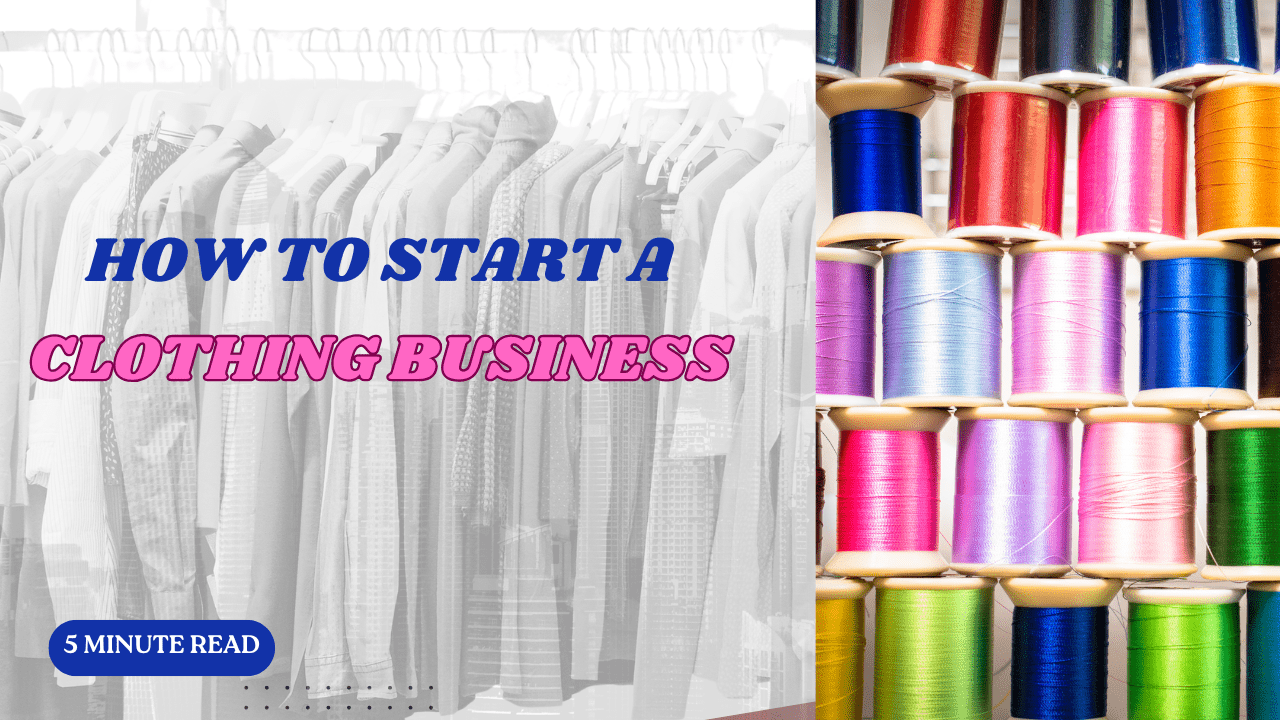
49 621 274 677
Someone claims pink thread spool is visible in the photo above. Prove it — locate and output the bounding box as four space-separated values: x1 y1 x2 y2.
825 407 951 578
1077 407 1199 579
1009 240 1128 409
1076 88 1190 245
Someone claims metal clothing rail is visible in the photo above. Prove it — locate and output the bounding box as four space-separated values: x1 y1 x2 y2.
0 27 805 55
0 27 806 89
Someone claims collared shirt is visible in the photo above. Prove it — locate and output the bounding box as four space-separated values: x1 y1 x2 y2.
631 127 775 720
283 161 372 709
391 104 499 706
692 149 814 699
435 98 555 715
112 120 274 627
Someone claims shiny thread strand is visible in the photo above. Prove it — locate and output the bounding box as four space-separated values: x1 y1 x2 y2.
949 90 1067 236
1012 249 1125 397
830 110 923 217
837 429 940 552
1207 427 1280 567
1139 256 1248 392
816 593 865 720
1077 95 1187 238
1011 606 1108 720
1128 601 1240 720
883 249 1002 401
1078 421 1196 565
875 586 993 720
954 418 1072 568
815 259 875 400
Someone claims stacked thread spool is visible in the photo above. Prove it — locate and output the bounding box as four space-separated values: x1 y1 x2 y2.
815 0 1280 717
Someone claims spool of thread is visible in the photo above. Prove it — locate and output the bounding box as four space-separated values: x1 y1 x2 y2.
952 408 1075 577
1192 76 1280 244
1001 578 1122 720
882 0 1006 90
1247 582 1280 720
1133 240 1252 410
816 246 877 408
817 411 827 574
825 406 951 577
1077 408 1199 579
873 576 996 720
1201 411 1280 581
1124 587 1243 720
882 239 1003 407
816 577 870 720
1076 88 1190 244
948 82 1069 243
817 0 860 82
1146 0 1259 90
1009 241 1127 409
1019 0 1130 90
817 78 934 246
1260 246 1280 408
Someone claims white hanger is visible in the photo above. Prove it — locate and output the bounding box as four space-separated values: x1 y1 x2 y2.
585 28 633 147
468 29 509 110
0 33 23 122
431 29 479 119
412 29 449 121
741 30 787 136
550 30 601 148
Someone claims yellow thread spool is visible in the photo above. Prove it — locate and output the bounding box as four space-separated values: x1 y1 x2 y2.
816 577 871 719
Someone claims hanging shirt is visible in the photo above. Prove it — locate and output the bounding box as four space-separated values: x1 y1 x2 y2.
693 150 815 699
283 161 373 711
112 119 275 625
396 104 500 707
570 145 654 683
632 127 775 720
452 136 574 706
303 121 432 702
435 98 555 715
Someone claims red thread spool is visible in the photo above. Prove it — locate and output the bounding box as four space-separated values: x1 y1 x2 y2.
825 407 951 578
883 0 1008 91
948 82 1069 243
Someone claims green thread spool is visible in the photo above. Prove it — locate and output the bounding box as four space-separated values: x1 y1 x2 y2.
1124 587 1243 720
817 577 871 720
1203 411 1280 581
874 576 995 720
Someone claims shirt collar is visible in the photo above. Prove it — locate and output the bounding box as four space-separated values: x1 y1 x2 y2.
450 105 501 155
493 97 556 147
725 127 775 162
219 120 276 156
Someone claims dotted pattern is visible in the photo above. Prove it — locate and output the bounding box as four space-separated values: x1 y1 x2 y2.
221 675 436 717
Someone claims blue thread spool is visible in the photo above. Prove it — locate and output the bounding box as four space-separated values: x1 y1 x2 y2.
817 78 934 247
881 238 1003 408
1248 582 1280 720
1003 578 1122 720
1134 240 1253 410
1147 0 1260 90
